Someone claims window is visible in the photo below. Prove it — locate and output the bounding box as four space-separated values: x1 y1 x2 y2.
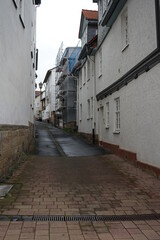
114 98 120 133
121 8 129 51
87 99 90 120
80 104 82 121
79 71 82 88
90 97 93 119
105 102 109 128
87 60 90 81
99 49 102 77
83 65 86 84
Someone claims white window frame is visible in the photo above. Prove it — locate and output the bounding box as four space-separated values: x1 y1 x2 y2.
114 98 120 133
105 102 109 128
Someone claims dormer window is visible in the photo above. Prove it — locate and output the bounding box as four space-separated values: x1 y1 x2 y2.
35 0 41 5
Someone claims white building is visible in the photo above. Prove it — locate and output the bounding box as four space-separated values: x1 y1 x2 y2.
76 10 98 142
43 68 56 123
0 0 40 178
92 0 160 170
0 0 40 126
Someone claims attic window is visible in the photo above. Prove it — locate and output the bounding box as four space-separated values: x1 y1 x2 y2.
35 0 41 5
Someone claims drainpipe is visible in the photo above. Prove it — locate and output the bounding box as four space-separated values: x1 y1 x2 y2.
89 55 96 144
93 55 96 144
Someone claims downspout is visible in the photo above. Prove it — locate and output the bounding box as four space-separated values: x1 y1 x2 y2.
93 55 96 144
89 55 96 144
77 74 79 131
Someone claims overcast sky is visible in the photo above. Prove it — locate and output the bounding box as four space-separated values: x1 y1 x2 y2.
36 0 97 88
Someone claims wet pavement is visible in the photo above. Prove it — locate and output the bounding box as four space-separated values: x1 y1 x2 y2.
35 121 106 157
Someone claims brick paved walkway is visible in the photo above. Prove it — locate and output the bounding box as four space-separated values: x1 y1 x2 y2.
0 154 160 239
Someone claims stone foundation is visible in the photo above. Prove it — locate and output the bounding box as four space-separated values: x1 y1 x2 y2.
99 140 160 177
0 122 34 181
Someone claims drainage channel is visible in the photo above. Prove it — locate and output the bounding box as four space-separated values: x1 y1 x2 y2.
1 214 160 222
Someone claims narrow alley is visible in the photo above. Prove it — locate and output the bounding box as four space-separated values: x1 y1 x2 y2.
1 0 160 239
0 123 160 239
35 122 106 157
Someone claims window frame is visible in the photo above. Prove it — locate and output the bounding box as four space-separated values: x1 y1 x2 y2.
87 99 90 120
79 104 82 122
90 97 93 119
105 102 109 128
114 97 120 133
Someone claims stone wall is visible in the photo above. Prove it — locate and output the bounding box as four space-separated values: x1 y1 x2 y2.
0 123 34 181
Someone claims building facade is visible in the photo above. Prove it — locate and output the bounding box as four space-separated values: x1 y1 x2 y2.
43 68 56 124
77 10 98 142
34 91 42 120
93 0 160 170
0 0 40 179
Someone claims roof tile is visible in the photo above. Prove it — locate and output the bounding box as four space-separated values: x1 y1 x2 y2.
82 9 98 20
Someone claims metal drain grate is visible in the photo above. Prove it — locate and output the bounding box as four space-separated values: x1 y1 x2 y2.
1 214 160 222
32 215 65 221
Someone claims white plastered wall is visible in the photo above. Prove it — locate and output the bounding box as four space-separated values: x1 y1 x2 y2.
0 0 36 126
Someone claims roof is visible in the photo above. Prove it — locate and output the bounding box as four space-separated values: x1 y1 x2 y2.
82 9 98 20
79 9 98 39
43 66 58 83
